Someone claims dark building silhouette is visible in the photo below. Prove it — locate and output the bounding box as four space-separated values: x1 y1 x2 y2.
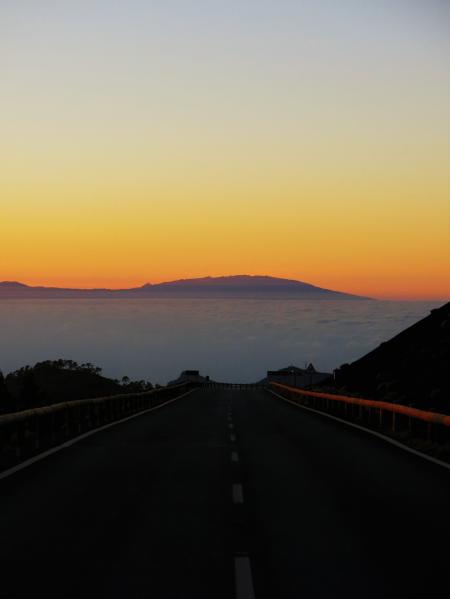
266 364 330 388
168 370 209 386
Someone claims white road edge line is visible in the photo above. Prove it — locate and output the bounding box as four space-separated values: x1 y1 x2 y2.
234 555 256 599
267 389 450 472
232 483 244 504
0 389 197 482
231 451 240 463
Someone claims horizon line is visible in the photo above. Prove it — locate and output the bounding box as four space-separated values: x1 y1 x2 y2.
0 276 449 302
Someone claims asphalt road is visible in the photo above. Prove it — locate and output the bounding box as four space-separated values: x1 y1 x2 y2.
1 387 449 599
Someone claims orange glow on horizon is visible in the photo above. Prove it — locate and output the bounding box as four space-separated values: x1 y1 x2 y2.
1 2 449 302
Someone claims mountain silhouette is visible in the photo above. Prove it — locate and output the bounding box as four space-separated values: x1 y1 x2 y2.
0 276 370 300
331 302 450 411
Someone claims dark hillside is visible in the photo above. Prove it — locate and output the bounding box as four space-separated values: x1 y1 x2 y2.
331 302 450 412
1 360 152 414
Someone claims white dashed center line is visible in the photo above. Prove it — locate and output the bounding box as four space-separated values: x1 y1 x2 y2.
234 556 256 599
232 483 244 504
231 451 240 463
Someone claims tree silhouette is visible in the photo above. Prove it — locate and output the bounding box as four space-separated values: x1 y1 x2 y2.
2 359 154 414
0 370 11 410
19 371 43 408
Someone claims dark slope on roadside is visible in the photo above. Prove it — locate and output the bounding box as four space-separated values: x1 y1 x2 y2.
330 302 449 412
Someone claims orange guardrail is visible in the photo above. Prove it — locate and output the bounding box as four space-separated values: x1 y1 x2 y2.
0 382 197 472
269 382 450 427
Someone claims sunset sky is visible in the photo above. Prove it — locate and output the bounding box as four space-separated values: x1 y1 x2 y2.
1 1 449 300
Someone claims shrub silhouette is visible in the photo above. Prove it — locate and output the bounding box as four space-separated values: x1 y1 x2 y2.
1 359 153 414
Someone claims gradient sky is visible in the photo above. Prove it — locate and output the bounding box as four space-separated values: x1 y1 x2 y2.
1 1 449 299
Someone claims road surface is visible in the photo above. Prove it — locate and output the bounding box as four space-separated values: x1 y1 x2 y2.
1 388 449 598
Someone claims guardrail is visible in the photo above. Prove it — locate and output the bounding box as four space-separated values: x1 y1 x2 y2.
269 382 450 455
204 382 263 390
0 382 197 472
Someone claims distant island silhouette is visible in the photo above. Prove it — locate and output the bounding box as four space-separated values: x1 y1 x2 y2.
0 275 370 300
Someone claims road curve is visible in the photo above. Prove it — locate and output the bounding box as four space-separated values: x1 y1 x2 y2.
0 388 449 599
